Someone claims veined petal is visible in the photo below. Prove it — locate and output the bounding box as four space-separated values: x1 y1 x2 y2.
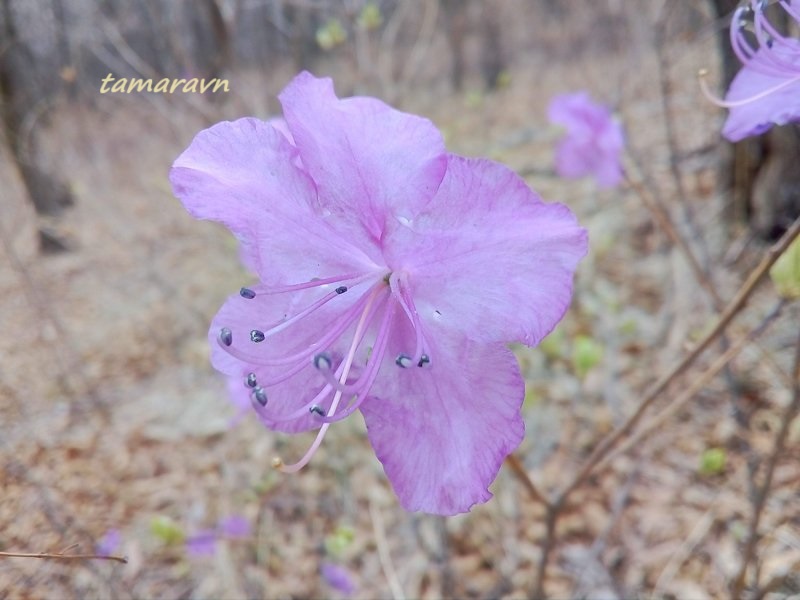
278 72 447 239
170 118 379 282
387 155 587 346
361 335 524 515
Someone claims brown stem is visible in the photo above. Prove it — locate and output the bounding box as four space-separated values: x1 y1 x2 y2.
505 453 551 507
593 299 785 477
557 217 800 503
0 550 127 564
732 326 800 598
533 505 559 599
624 169 722 308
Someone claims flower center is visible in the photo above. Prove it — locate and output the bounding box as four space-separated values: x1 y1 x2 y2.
215 268 432 472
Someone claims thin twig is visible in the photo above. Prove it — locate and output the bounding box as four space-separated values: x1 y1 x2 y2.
653 5 701 240
369 499 405 600
732 325 800 598
557 217 799 503
751 556 800 600
653 497 719 595
624 168 722 307
525 219 799 598
505 453 551 507
595 299 785 476
0 551 127 564
533 505 559 599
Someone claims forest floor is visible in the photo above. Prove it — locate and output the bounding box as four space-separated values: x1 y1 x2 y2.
1 24 799 600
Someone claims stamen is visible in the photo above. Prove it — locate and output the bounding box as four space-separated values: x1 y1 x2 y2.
781 0 800 21
395 354 413 368
316 301 397 424
254 287 351 341
698 67 800 107
245 372 257 388
309 405 326 416
314 352 333 370
216 284 377 368
250 329 266 343
254 272 369 295
335 286 348 294
418 354 430 367
729 1 800 76
276 285 385 473
262 377 338 423
313 298 394 396
245 295 385 391
390 273 428 365
252 387 268 406
240 287 256 299
219 327 233 346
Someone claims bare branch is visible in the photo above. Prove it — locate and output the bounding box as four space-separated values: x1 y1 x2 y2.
558 217 800 503
0 550 127 564
732 324 800 597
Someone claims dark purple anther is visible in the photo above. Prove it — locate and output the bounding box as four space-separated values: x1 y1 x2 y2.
250 329 265 343
395 354 413 368
219 327 233 346
252 387 267 406
246 372 257 388
313 353 332 370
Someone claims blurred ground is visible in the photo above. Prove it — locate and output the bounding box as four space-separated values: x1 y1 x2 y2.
1 4 799 599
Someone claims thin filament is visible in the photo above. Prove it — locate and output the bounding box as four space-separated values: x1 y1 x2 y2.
391 273 426 364
217 286 376 367
315 295 395 399
277 284 385 473
254 272 369 295
317 301 396 424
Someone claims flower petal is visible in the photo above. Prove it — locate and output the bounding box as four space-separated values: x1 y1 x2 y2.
722 57 800 142
548 91 595 133
278 72 447 239
170 117 379 282
386 155 587 346
361 335 524 515
548 92 624 187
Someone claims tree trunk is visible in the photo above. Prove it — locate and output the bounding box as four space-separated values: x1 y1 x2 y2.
442 0 467 91
1 0 74 250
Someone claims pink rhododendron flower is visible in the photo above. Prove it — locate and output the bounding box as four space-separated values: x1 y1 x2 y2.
185 530 217 557
321 562 356 596
185 514 250 557
217 515 251 538
95 529 122 555
170 72 587 515
717 0 800 141
547 91 625 188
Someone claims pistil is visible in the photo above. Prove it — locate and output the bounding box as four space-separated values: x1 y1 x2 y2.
276 283 386 472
